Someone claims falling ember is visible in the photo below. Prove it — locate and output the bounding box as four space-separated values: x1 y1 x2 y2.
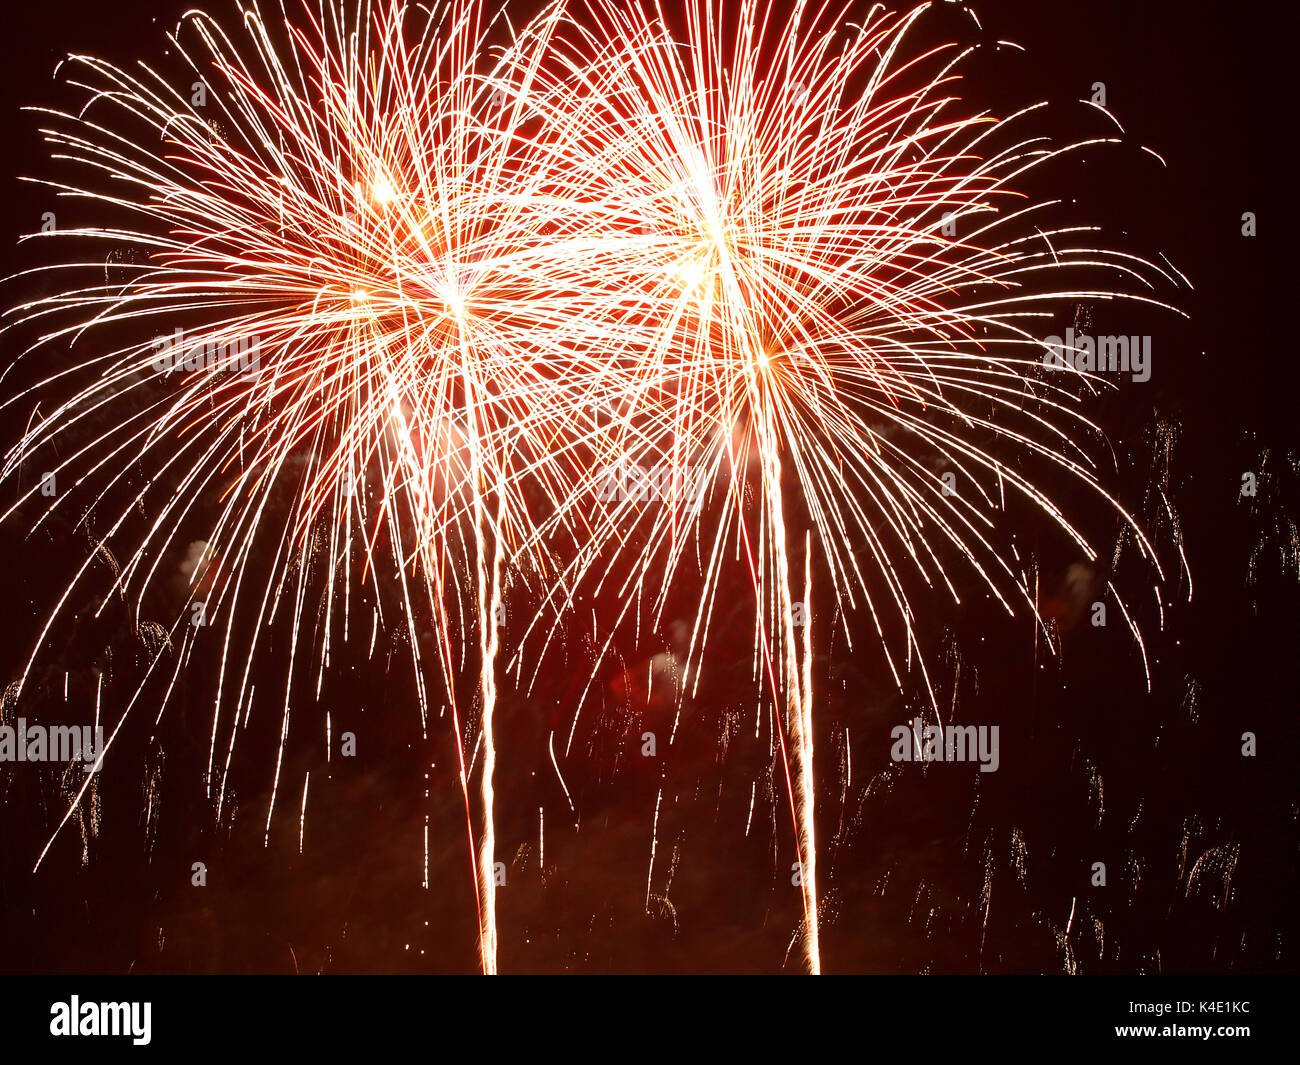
299 772 310 854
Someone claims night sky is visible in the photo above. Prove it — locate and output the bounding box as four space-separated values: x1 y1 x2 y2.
0 0 1293 975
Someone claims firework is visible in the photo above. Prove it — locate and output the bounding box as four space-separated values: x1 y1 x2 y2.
1 0 1181 975
501 0 1183 972
0 0 619 975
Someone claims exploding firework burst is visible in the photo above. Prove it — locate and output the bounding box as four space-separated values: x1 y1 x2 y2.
0 0 619 974
500 0 1184 971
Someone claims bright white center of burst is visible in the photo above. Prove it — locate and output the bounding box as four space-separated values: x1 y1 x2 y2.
438 283 466 320
371 174 397 206
677 258 709 289
677 220 728 292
